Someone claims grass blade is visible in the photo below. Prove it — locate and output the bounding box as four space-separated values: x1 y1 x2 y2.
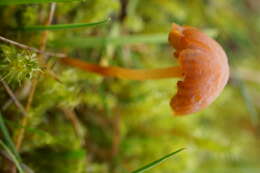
0 113 24 173
0 141 24 173
233 73 258 126
0 0 81 5
18 18 110 31
0 113 21 161
131 148 185 173
51 34 168 48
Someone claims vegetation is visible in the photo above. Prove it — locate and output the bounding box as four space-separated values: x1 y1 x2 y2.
0 0 259 172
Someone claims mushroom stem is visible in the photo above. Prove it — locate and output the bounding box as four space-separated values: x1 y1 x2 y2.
60 57 183 80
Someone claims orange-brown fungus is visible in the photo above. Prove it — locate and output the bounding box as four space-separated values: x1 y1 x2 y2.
60 23 229 115
169 24 229 115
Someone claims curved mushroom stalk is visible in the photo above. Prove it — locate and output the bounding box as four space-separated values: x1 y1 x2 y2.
60 23 229 116
60 57 183 80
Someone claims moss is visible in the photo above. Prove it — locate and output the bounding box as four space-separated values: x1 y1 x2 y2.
0 45 40 84
0 1 260 173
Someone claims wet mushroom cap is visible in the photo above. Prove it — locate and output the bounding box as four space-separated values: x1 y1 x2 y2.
169 24 229 115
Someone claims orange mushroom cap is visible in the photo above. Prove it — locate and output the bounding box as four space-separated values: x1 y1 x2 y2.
169 24 229 115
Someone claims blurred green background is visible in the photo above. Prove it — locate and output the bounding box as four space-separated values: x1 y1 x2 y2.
0 0 260 172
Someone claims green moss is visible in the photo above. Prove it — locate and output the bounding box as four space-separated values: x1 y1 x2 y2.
0 45 40 84
0 1 260 173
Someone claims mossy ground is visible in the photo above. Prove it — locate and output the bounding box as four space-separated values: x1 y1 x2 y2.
0 0 260 173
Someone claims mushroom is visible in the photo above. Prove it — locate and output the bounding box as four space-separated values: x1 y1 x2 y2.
60 24 229 115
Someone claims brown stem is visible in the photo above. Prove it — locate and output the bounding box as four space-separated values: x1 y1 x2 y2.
14 78 37 151
10 3 57 173
61 108 85 141
0 80 28 117
0 35 65 58
60 57 183 80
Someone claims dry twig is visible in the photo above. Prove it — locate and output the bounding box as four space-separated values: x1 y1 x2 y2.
0 35 66 58
0 80 27 117
10 3 57 173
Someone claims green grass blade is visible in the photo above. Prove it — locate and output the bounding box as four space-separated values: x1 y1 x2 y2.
51 34 168 48
0 0 81 5
0 141 25 173
131 148 185 173
0 113 25 172
0 113 21 161
233 73 258 126
19 18 110 31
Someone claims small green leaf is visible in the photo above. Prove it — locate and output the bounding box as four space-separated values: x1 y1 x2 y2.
0 0 82 5
18 18 110 31
131 148 185 173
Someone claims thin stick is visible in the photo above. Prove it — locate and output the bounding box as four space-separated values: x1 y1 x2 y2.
0 80 29 173
38 2 57 64
0 80 27 117
61 108 84 141
14 78 37 151
109 111 121 172
10 3 57 173
0 35 65 58
2 81 32 111
14 2 56 150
